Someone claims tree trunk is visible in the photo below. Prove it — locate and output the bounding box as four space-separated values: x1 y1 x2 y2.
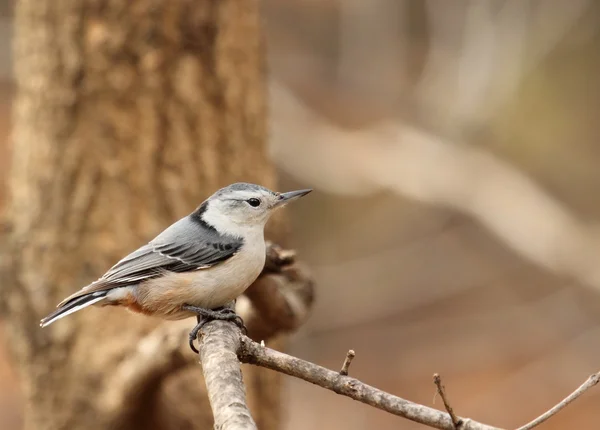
3 0 285 429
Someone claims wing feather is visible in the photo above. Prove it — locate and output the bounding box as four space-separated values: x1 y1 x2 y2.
57 216 243 306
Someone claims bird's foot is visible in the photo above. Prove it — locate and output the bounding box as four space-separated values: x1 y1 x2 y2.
188 318 207 354
183 305 247 353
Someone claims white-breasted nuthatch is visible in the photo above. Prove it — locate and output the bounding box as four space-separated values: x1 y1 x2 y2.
40 182 311 351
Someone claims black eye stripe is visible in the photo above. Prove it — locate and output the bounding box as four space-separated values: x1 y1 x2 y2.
246 198 261 207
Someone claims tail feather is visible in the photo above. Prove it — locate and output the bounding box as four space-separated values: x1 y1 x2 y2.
40 291 108 327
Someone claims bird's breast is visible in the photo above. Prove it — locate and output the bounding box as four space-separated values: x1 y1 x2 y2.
188 240 266 308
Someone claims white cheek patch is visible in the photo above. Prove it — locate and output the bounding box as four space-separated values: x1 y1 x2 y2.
202 208 244 236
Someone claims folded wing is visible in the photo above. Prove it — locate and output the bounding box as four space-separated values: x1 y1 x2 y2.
57 217 243 306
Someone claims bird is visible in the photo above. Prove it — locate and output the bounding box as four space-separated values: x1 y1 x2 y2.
40 182 311 352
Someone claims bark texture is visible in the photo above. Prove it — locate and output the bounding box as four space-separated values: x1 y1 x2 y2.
199 320 257 430
3 0 286 429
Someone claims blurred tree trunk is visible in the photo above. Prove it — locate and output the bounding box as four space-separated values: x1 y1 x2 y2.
2 0 284 429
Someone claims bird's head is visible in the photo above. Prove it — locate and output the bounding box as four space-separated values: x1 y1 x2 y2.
197 183 311 235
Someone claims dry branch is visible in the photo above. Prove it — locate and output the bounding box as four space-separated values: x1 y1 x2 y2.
515 371 600 430
199 320 257 430
193 320 600 430
103 244 597 430
237 336 500 430
103 248 597 430
433 373 461 428
339 349 355 376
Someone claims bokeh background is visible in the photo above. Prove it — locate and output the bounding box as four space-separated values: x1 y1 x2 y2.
2 0 600 429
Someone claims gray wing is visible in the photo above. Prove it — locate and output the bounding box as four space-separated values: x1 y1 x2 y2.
58 216 242 305
106 216 243 282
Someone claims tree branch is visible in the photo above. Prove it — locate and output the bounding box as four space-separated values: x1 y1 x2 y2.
514 371 600 430
104 241 598 430
101 244 596 430
237 336 500 430
199 319 257 430
194 323 600 430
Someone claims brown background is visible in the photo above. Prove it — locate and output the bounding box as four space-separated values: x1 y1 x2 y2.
2 1 600 429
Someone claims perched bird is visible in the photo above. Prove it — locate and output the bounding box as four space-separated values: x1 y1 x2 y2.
40 182 311 351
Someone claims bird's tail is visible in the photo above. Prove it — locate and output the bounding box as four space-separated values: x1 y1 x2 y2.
40 291 107 327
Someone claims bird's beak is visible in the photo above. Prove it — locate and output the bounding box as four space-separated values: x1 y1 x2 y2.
273 189 312 208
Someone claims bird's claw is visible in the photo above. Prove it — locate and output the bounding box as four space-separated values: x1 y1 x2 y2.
188 318 207 354
183 305 247 353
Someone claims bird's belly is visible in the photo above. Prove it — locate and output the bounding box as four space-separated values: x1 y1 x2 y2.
191 255 264 308
137 246 265 319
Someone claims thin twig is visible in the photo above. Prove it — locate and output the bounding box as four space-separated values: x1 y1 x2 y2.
340 349 356 376
433 373 461 429
514 371 600 430
238 336 501 430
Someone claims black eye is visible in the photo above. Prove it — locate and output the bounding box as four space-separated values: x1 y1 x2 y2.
246 198 261 207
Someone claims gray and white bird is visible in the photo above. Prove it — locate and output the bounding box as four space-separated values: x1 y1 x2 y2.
40 183 311 351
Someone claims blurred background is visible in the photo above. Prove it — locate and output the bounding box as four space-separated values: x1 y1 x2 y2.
2 0 600 429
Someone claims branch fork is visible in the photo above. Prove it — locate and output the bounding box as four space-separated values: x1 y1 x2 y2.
113 243 599 430
195 318 600 430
